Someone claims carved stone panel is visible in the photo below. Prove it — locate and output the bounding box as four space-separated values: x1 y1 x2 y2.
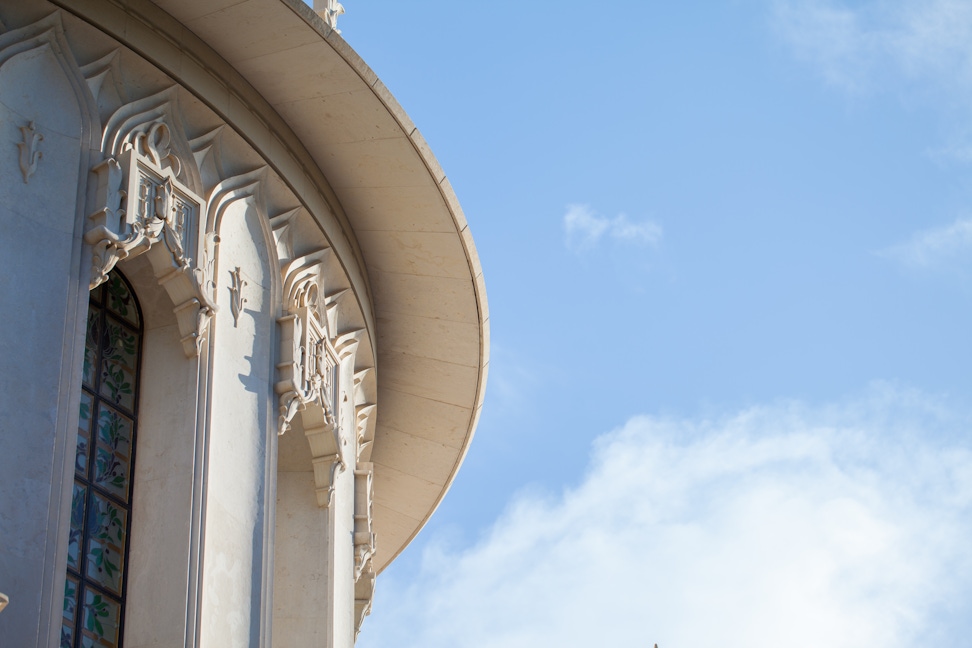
276 252 349 507
85 122 217 357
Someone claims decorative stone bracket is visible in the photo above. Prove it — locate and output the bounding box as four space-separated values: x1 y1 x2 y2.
354 581 374 642
278 307 344 508
353 463 376 637
85 123 217 357
276 253 346 507
276 305 337 436
353 365 376 461
353 463 375 582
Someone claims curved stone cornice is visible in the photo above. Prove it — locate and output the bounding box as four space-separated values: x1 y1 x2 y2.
54 0 490 572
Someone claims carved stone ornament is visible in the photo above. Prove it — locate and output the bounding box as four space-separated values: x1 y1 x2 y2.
85 122 218 357
354 575 375 640
353 464 376 582
229 266 247 327
276 300 337 437
352 463 377 637
276 252 345 507
17 121 42 183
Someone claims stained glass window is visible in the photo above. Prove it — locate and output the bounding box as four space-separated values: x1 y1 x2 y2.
63 271 141 648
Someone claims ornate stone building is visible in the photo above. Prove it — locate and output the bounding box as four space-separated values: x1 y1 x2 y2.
0 1 488 646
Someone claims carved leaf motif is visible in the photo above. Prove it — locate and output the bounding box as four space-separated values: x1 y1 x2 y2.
17 121 42 183
229 266 247 327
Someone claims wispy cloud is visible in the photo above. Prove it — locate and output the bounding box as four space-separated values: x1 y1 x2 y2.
360 386 972 648
773 1 869 91
484 343 540 415
878 218 972 269
563 204 662 252
772 0 972 96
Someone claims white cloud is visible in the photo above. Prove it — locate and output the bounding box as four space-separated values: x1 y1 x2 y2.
772 1 868 91
878 218 972 268
360 386 972 648
563 204 662 251
772 0 972 96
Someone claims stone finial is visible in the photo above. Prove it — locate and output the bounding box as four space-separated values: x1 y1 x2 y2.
314 0 345 33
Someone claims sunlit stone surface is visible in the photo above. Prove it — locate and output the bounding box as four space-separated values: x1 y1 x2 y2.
0 2 488 646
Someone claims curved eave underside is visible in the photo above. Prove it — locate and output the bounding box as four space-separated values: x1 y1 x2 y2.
77 0 488 571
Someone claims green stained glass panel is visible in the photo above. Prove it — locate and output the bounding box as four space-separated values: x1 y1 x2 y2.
93 405 132 501
84 493 126 596
80 587 120 648
67 483 86 572
69 271 139 648
63 573 79 623
104 273 139 327
83 310 99 389
77 392 94 477
62 575 79 648
99 318 138 413
60 623 74 648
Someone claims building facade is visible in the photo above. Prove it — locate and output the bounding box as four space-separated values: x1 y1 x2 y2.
0 1 488 646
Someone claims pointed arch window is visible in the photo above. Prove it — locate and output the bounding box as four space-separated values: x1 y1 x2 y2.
62 270 142 648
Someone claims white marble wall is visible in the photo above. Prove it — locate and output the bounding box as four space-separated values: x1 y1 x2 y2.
272 466 331 646
0 5 381 648
0 29 90 648
199 199 276 646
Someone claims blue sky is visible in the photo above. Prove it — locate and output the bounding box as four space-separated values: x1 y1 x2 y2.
329 1 972 646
